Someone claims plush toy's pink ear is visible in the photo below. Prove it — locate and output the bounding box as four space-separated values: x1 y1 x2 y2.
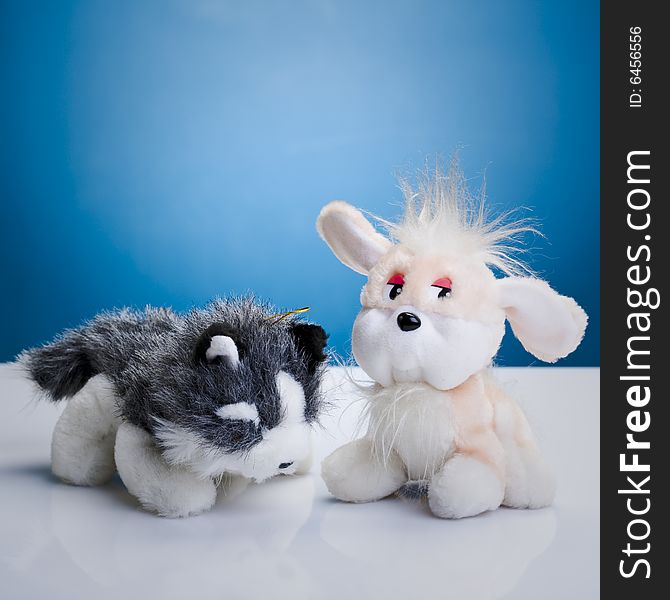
496 277 588 363
316 201 392 275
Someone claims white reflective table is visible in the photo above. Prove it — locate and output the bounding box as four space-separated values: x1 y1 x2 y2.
0 364 599 600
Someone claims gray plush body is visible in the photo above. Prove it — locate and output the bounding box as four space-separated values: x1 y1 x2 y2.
21 297 328 516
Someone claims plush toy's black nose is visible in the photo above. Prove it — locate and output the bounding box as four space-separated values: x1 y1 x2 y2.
397 312 421 332
278 462 294 469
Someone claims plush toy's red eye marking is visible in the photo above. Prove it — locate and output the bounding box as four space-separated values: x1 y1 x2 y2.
386 274 405 300
431 277 452 299
432 277 452 289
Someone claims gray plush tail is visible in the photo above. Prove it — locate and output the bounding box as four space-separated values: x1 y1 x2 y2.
20 333 97 401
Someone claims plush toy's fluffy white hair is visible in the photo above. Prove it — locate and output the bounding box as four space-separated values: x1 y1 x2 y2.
379 161 538 276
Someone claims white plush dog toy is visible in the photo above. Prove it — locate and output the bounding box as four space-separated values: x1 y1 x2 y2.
317 166 587 519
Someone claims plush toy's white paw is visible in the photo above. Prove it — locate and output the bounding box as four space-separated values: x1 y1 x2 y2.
322 438 406 503
503 448 556 509
137 472 218 519
428 455 504 519
51 375 119 486
115 422 217 518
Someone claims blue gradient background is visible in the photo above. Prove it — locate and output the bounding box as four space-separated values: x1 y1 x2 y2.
1 1 599 365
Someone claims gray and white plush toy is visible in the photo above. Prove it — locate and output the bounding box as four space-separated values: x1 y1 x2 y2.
20 298 328 517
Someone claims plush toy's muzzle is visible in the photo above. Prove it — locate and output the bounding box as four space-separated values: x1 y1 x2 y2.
353 304 505 390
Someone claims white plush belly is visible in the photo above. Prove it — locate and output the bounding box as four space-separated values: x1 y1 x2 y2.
366 384 455 480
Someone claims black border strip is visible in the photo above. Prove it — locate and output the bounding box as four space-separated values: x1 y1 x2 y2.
601 2 668 596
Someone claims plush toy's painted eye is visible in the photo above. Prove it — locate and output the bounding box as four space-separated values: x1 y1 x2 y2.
386 274 405 300
432 277 453 299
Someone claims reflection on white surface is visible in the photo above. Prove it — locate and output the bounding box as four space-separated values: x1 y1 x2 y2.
321 500 556 600
49 475 317 597
0 364 599 599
